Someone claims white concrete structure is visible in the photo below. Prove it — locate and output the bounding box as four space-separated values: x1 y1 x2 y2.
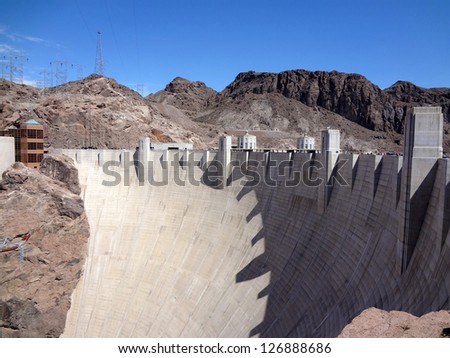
219 135 232 188
404 107 443 159
398 106 444 272
219 135 231 152
60 144 450 338
0 137 15 174
138 137 151 184
237 131 257 150
318 128 340 213
320 128 340 154
297 135 315 150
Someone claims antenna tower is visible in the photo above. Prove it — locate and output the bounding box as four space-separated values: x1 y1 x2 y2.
95 31 105 75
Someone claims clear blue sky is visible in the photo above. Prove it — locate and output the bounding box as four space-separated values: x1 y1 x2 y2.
1 0 449 95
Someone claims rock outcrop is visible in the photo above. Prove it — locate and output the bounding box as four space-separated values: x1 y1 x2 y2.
339 307 450 338
39 154 81 195
148 77 217 115
0 155 89 337
222 70 450 133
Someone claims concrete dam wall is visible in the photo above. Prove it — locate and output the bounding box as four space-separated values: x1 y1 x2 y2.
62 108 450 337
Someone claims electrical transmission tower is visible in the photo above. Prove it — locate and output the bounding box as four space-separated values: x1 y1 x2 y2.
51 60 68 86
136 83 144 96
1 55 7 80
1 52 26 84
37 69 51 89
94 31 105 75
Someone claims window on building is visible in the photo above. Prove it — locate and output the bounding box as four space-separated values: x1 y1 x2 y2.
28 153 37 163
27 142 44 150
37 130 43 139
37 153 43 162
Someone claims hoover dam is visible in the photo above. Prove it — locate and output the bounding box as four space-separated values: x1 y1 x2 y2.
60 107 450 337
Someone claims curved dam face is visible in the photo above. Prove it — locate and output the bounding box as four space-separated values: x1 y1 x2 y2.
62 107 450 338
63 149 270 337
61 146 450 338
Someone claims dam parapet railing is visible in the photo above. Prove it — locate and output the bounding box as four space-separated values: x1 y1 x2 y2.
56 148 397 190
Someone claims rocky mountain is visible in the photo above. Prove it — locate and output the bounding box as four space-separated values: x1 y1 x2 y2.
1 72 450 338
149 77 217 115
0 75 217 150
1 69 450 153
149 70 450 152
221 70 450 133
0 154 88 337
148 76 403 153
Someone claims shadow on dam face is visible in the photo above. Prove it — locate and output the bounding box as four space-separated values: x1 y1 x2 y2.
62 149 450 338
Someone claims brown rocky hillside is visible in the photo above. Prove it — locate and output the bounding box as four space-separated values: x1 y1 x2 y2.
220 70 450 133
0 75 215 150
149 70 450 153
0 154 89 337
150 77 217 115
1 69 449 153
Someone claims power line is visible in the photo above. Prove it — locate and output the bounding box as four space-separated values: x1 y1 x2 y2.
132 0 142 80
104 0 125 70
75 0 95 43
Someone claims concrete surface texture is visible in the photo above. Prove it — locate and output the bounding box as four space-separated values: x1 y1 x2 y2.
61 148 450 337
61 108 449 338
63 149 269 337
0 136 15 175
